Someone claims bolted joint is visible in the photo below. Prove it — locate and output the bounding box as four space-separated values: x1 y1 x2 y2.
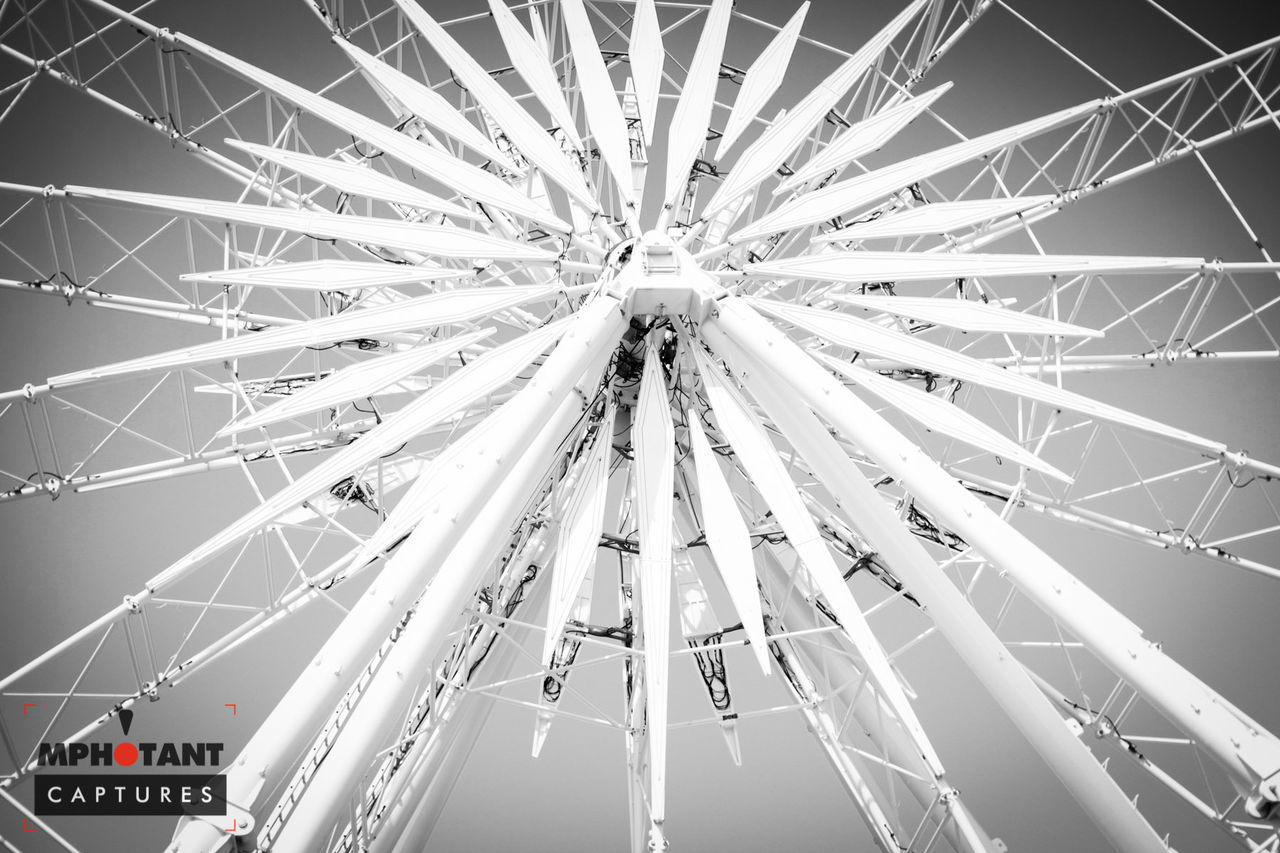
228 813 254 836
1242 769 1280 820
1244 789 1280 822
1221 448 1250 472
615 231 722 322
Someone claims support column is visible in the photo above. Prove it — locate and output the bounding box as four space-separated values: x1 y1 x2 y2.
756 545 1000 853
702 303 1172 853
268 306 623 851
168 296 625 853
758 596 907 852
374 531 557 853
710 297 1280 815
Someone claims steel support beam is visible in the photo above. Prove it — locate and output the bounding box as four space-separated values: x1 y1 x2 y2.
702 301 1174 853
262 298 623 852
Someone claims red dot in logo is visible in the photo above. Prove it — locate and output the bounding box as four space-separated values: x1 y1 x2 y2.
113 742 138 766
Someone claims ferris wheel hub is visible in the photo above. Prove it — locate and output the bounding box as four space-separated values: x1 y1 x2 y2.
614 230 722 320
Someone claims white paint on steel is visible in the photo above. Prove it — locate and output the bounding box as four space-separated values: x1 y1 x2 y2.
633 342 674 827
824 292 1102 337
334 38 523 173
663 0 733 209
629 0 664 147
717 3 809 157
696 341 946 780
188 296 626 853
161 27 570 230
180 259 470 289
746 249 1204 283
223 328 496 433
705 302 1173 853
64 186 562 262
749 297 1222 452
813 352 1074 482
561 0 640 213
693 346 843 597
702 0 928 222
543 404 615 664
51 285 559 387
813 194 1053 242
775 83 953 194
385 0 599 211
147 317 578 590
685 413 771 674
227 138 484 219
487 0 584 149
732 100 1100 241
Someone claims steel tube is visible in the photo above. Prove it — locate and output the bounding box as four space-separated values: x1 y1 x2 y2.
265 297 623 852
704 300 1175 853
168 295 624 852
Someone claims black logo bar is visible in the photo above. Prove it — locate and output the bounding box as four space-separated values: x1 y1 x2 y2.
34 775 227 816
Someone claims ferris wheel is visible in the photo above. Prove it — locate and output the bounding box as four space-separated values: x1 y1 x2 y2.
0 0 1278 851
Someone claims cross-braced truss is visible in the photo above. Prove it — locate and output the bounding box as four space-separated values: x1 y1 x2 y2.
0 0 1278 851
